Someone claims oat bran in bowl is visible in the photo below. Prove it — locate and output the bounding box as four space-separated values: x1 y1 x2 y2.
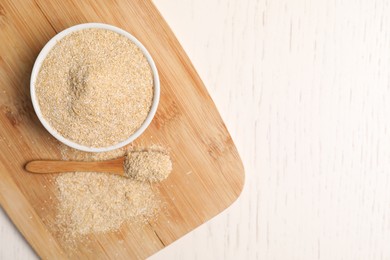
30 23 160 152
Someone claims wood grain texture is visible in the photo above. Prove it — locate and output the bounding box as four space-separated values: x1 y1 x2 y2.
0 0 244 259
2 0 390 259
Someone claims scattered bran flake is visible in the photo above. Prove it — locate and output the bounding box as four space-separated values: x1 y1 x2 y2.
55 172 159 236
59 142 127 161
124 151 172 182
54 145 170 248
36 28 153 148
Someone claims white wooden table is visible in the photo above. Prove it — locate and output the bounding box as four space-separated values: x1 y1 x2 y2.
1 0 390 259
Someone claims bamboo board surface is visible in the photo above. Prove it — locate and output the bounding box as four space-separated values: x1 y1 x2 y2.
0 0 244 258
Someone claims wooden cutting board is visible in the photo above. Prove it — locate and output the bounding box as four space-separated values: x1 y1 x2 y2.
0 0 244 258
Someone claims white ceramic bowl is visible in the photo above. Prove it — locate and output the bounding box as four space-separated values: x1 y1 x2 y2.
30 23 160 152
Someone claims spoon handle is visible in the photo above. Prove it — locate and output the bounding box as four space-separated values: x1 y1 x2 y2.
25 157 125 175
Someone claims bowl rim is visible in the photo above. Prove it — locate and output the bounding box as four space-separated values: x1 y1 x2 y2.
30 23 160 153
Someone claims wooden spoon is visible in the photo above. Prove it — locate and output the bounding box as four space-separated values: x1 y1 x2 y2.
25 151 172 182
25 157 126 176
